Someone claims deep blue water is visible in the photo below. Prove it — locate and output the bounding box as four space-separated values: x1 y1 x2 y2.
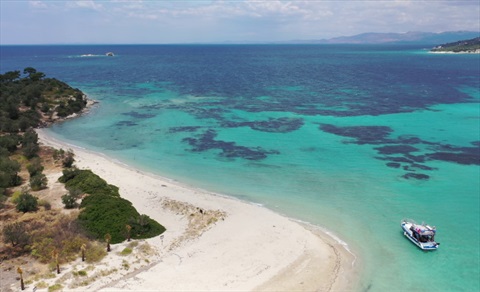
1 44 479 291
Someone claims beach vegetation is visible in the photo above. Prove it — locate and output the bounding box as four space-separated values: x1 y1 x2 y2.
48 283 62 292
59 168 118 197
59 168 166 244
35 281 48 289
73 269 88 277
128 240 139 248
121 259 130 270
62 150 75 167
84 241 107 263
119 247 133 256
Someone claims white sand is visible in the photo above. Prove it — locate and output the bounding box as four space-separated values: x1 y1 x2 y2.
36 129 359 291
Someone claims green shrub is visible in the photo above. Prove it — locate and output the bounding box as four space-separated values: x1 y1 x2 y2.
120 247 132 256
61 188 82 209
31 237 55 263
61 235 88 262
11 190 22 204
59 169 118 197
27 157 44 177
62 150 75 167
30 173 47 191
48 284 62 292
16 192 38 212
59 168 165 243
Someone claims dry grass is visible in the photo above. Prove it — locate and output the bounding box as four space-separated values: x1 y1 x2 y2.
161 198 226 251
0 145 104 292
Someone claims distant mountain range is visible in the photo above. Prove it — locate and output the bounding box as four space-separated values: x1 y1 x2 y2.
281 31 480 45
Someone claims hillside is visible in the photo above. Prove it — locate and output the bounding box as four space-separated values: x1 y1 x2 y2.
0 69 166 291
430 37 480 53
279 31 480 45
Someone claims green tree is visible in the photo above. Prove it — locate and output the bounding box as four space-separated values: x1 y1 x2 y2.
23 67 37 76
0 156 21 188
22 129 38 145
62 150 75 168
23 67 45 81
16 192 38 212
22 129 39 159
0 70 21 82
27 157 44 177
0 134 20 153
2 222 29 247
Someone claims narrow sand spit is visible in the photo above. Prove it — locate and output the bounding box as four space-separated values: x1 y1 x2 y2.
36 129 359 291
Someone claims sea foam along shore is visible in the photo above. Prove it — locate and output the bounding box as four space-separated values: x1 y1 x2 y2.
36 128 359 291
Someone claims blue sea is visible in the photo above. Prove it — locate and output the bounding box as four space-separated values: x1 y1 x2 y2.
1 44 479 291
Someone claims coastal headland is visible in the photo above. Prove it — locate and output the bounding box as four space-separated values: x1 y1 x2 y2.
35 129 359 291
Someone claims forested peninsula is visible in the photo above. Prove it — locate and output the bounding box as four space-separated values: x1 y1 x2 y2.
0 69 165 290
430 37 480 53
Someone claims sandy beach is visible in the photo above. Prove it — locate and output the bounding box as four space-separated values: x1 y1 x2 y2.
34 128 359 291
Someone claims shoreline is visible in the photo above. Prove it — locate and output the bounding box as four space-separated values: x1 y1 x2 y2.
36 128 360 291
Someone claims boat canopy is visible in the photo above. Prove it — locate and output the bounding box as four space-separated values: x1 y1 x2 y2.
412 224 436 236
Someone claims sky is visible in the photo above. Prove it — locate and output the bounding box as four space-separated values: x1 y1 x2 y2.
1 0 479 44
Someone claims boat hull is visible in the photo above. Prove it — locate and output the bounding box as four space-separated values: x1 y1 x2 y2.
401 221 439 251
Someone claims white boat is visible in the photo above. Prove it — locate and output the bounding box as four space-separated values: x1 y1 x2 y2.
401 219 439 250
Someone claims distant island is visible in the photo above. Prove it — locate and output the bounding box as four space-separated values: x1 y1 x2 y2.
430 37 480 53
269 31 480 45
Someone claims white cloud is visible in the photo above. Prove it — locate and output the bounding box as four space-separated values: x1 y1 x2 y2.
29 1 48 9
3 0 479 44
66 0 103 11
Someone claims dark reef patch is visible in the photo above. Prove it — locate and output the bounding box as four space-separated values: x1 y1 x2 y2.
168 126 202 133
122 111 156 119
386 162 401 168
222 117 304 133
116 120 138 127
319 124 393 144
402 173 430 180
426 151 480 165
182 129 279 160
375 145 419 155
320 123 479 180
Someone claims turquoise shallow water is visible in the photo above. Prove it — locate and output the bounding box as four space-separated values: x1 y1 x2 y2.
1 45 479 291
